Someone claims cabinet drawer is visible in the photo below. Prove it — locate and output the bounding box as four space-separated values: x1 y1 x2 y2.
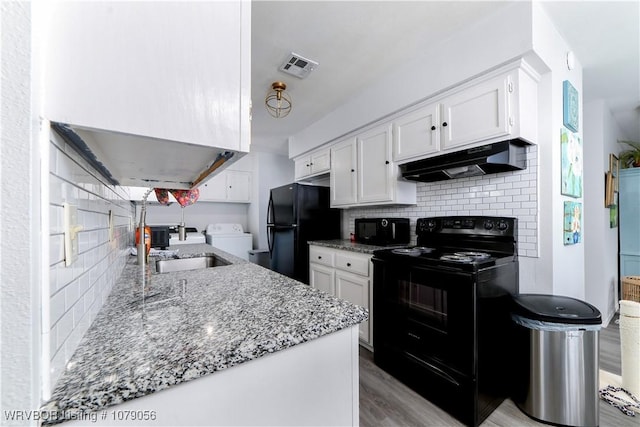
335 252 369 276
309 246 335 267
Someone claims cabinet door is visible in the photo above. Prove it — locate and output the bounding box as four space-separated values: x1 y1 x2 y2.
357 124 393 203
311 150 330 174
330 138 357 206
198 172 227 201
441 74 510 150
294 156 311 180
620 169 640 276
226 171 251 202
310 264 336 296
44 2 250 152
393 103 440 161
336 271 370 344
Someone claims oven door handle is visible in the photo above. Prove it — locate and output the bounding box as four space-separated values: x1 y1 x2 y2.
405 352 460 387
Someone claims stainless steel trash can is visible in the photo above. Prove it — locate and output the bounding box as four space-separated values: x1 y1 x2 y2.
512 294 602 427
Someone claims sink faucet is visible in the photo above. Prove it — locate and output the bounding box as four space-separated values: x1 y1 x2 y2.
137 188 154 277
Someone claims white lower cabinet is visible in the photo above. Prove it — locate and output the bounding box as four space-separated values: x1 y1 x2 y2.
309 245 373 348
335 271 370 343
309 263 335 296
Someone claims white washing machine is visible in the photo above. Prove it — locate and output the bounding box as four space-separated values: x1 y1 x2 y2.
205 223 253 260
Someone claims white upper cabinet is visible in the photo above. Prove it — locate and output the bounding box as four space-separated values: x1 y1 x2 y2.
441 73 510 150
330 138 358 206
391 61 538 164
392 102 440 162
331 124 416 208
294 148 331 181
357 124 394 203
43 1 251 189
198 170 251 203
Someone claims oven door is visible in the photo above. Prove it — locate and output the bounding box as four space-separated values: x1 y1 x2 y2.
374 260 477 377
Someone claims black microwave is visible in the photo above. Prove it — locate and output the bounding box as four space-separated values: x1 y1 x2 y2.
354 218 410 246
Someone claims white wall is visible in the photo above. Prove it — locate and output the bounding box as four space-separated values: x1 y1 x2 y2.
47 134 134 393
289 1 533 158
528 3 584 299
248 149 295 250
0 2 43 423
584 100 625 325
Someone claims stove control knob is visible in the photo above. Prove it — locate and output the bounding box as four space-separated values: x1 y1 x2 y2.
497 220 509 231
381 219 388 227
427 219 437 231
483 220 494 230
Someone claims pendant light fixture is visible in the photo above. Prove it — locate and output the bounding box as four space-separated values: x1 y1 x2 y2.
265 81 292 118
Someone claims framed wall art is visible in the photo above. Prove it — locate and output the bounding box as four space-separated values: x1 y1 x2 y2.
563 201 582 245
561 127 582 197
563 80 579 132
609 153 619 191
610 194 618 228
605 153 619 207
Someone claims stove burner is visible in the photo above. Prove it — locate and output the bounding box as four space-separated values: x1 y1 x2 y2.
415 246 436 253
392 248 422 256
440 254 475 263
454 251 491 260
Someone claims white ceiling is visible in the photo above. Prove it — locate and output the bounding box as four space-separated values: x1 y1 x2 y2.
251 1 640 154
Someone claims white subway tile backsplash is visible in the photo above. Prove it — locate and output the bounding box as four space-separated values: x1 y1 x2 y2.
49 234 64 266
56 309 74 346
50 291 66 325
46 134 134 394
345 146 538 257
64 280 80 309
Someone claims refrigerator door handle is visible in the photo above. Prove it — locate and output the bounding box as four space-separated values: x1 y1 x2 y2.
267 193 274 255
267 226 274 255
267 193 274 225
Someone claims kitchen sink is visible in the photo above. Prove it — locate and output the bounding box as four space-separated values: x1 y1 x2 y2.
154 255 229 273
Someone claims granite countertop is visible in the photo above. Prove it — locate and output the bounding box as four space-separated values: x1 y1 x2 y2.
308 239 406 254
41 244 367 423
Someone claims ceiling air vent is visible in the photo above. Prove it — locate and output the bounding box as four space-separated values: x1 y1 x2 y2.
279 52 318 79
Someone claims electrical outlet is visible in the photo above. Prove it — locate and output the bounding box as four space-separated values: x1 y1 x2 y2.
64 203 84 267
108 210 114 242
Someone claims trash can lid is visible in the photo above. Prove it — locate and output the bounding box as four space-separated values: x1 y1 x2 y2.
513 294 602 325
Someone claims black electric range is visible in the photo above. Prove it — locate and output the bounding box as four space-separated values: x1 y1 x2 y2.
372 216 519 427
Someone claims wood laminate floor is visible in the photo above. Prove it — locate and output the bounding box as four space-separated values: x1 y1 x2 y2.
359 314 638 426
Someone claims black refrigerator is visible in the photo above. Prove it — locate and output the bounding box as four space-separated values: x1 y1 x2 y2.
267 183 341 284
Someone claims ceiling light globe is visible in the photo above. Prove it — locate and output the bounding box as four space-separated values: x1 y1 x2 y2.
265 81 292 118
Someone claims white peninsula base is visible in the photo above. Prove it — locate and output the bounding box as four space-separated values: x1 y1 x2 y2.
66 325 360 426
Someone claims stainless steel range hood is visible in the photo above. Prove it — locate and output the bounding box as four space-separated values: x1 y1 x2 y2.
400 140 527 182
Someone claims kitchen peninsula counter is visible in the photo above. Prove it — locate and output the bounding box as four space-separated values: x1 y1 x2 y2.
41 244 366 426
